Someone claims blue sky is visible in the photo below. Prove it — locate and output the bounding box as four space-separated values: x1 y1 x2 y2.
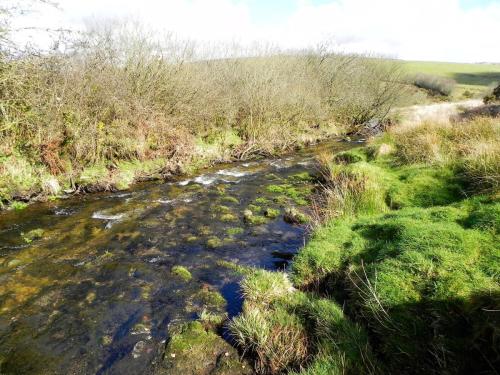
13 0 500 62
247 0 498 21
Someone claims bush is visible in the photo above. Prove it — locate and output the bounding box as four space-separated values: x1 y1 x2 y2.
413 73 456 96
483 82 500 104
0 21 408 204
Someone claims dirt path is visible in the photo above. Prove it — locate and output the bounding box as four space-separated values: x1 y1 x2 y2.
397 99 483 125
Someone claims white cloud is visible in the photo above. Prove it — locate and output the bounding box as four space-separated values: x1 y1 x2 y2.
9 0 500 62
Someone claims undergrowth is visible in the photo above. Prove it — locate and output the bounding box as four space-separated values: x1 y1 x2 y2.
0 22 408 208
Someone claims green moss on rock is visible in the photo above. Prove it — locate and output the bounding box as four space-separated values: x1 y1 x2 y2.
284 207 308 225
207 237 223 248
264 207 280 219
171 265 192 282
220 213 238 222
21 228 44 243
226 227 244 236
164 321 251 375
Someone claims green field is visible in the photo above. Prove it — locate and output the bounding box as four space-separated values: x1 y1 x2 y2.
402 60 500 98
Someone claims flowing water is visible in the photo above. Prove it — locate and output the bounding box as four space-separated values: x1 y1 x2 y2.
0 140 357 374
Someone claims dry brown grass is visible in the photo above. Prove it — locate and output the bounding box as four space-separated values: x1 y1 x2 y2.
387 116 500 193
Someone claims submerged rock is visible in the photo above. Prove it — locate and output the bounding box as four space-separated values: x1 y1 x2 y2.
162 321 251 375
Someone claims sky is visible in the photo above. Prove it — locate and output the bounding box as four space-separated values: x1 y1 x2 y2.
10 0 500 62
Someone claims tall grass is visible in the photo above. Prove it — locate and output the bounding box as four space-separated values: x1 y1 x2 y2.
0 21 407 204
388 116 500 193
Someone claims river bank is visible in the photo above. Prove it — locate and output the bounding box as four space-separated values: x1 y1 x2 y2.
0 124 346 211
228 114 499 374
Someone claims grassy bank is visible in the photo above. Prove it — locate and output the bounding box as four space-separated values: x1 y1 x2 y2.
230 115 499 374
0 24 410 209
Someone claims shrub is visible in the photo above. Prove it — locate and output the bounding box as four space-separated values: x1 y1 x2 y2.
0 20 408 204
413 73 456 96
483 82 500 104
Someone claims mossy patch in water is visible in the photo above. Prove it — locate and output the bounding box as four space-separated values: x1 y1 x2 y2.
21 228 44 243
195 287 226 310
7 259 23 268
215 205 232 213
164 321 251 375
266 184 310 205
10 201 28 210
215 184 227 195
199 309 227 329
247 204 262 213
0 272 53 312
284 207 309 224
227 227 244 236
288 172 314 182
207 237 223 248
171 266 192 282
243 209 268 225
220 213 238 222
265 173 280 180
221 196 239 204
264 207 280 219
198 226 212 236
254 197 271 205
101 335 113 346
85 291 96 304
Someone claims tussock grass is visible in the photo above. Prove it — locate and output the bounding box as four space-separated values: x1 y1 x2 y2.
229 269 376 374
386 116 500 193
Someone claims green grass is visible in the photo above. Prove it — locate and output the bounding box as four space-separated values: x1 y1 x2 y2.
231 136 500 374
402 60 500 98
229 269 376 374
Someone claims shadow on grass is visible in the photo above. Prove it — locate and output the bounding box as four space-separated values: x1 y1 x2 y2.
368 290 500 375
452 72 500 87
454 104 500 121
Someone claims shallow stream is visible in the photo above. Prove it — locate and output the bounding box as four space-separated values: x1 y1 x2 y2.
0 140 356 374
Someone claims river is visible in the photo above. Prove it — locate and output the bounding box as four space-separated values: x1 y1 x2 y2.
0 139 357 374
